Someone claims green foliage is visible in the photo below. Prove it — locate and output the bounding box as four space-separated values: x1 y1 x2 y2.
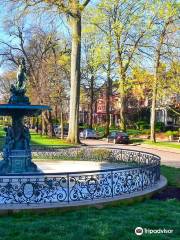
136 121 149 130
91 149 111 160
126 129 142 135
141 129 151 135
165 131 178 137
76 148 112 161
155 122 165 132
76 149 86 159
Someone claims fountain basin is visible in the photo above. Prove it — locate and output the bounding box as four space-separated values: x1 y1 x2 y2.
0 104 50 117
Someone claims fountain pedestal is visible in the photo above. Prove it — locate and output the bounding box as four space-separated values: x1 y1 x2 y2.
9 150 31 173
0 105 49 174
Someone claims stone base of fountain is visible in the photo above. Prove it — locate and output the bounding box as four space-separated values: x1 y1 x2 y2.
0 150 38 173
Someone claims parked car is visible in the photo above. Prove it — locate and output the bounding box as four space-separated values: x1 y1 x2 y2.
107 131 130 144
80 129 97 139
54 125 69 136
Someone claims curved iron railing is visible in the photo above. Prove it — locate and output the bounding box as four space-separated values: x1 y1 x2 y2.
0 147 160 205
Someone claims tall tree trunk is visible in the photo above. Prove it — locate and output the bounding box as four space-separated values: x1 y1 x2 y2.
60 111 64 139
42 113 48 135
109 114 113 127
150 35 163 142
67 13 81 144
89 75 94 129
35 117 39 133
117 45 127 132
105 83 110 136
47 111 54 137
150 76 157 142
42 111 55 137
119 75 126 131
150 20 170 142
105 48 112 136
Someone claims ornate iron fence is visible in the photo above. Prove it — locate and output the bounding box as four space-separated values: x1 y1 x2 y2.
0 148 160 205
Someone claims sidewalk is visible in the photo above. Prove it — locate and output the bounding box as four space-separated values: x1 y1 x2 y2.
82 139 180 168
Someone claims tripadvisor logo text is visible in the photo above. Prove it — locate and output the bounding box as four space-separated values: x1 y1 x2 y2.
135 227 174 236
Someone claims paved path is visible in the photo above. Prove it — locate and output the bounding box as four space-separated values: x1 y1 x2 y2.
35 161 127 173
82 139 180 168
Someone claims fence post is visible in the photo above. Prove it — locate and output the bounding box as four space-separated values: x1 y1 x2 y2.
139 151 141 165
141 168 144 191
67 173 70 203
111 170 114 198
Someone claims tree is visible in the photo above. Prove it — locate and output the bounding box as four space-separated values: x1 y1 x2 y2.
149 0 179 142
0 71 16 101
0 19 70 136
84 4 115 135
5 0 91 143
81 27 106 129
89 0 154 131
42 0 91 143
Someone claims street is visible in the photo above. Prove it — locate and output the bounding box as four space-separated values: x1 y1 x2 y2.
82 139 180 168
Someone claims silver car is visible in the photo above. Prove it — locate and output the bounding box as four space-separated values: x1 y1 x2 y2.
80 129 97 139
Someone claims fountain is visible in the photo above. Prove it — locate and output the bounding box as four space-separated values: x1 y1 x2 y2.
0 58 50 173
0 60 165 210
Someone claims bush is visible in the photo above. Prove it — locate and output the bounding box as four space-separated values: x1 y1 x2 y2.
136 121 149 130
76 149 86 159
165 131 178 137
141 129 151 135
155 122 165 132
76 149 112 161
92 149 111 160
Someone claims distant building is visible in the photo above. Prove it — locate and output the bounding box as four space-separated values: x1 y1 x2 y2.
79 83 180 128
156 94 180 128
96 82 152 126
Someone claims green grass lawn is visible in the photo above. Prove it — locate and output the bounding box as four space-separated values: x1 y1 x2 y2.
161 165 180 187
96 127 141 138
131 138 180 150
143 140 180 150
0 165 179 240
30 132 74 147
0 126 74 150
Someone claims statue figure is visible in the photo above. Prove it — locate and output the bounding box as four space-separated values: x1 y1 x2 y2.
5 126 15 151
23 126 31 150
3 126 15 162
9 57 30 105
16 58 27 90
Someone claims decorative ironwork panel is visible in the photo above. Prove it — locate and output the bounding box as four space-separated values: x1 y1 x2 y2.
69 172 112 201
0 175 68 204
0 147 161 205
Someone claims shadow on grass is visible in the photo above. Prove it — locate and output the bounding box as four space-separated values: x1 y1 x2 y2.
130 138 144 144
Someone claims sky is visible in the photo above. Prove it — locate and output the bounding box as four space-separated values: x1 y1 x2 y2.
0 0 164 77
0 2 71 74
